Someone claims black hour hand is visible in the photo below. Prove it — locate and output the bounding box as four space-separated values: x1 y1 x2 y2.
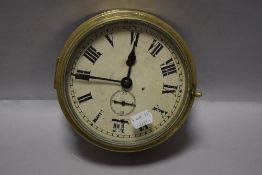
126 45 136 78
126 45 136 67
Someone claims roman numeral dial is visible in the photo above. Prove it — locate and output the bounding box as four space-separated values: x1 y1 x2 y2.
162 84 178 94
105 34 114 47
160 58 177 77
66 23 187 146
83 46 102 64
148 39 163 57
93 109 104 123
153 105 168 117
112 119 129 133
74 70 90 80
131 32 140 46
78 93 93 103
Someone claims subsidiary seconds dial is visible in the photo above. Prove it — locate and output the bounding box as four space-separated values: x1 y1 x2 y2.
110 90 136 116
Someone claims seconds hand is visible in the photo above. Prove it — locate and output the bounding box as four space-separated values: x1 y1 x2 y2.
113 100 136 107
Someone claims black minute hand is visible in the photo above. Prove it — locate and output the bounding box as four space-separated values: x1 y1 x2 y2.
74 72 121 84
88 75 121 83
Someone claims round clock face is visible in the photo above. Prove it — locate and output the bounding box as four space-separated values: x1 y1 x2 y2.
56 10 199 152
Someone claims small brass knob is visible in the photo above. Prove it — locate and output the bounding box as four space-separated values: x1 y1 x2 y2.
192 91 202 97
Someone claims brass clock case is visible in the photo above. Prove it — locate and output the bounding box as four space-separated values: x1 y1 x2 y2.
54 9 201 152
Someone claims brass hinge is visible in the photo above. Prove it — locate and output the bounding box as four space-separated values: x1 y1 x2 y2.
54 57 60 89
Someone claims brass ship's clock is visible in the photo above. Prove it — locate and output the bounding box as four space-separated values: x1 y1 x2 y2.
54 9 202 152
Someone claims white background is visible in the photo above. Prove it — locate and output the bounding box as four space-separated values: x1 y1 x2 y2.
0 0 262 175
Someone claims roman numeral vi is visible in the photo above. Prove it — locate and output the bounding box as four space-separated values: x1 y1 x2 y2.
112 119 129 133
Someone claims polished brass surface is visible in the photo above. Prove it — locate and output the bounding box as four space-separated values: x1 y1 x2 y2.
193 91 203 97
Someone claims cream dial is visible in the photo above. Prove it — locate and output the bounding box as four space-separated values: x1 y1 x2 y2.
65 21 187 146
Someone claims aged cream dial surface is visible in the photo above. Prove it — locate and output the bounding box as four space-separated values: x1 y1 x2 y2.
55 9 201 152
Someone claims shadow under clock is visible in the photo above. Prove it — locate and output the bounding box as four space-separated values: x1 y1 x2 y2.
62 108 198 165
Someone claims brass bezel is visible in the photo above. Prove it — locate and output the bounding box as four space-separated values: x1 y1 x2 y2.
55 9 199 152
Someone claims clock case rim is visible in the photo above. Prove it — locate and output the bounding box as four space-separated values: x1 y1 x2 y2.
54 9 198 152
